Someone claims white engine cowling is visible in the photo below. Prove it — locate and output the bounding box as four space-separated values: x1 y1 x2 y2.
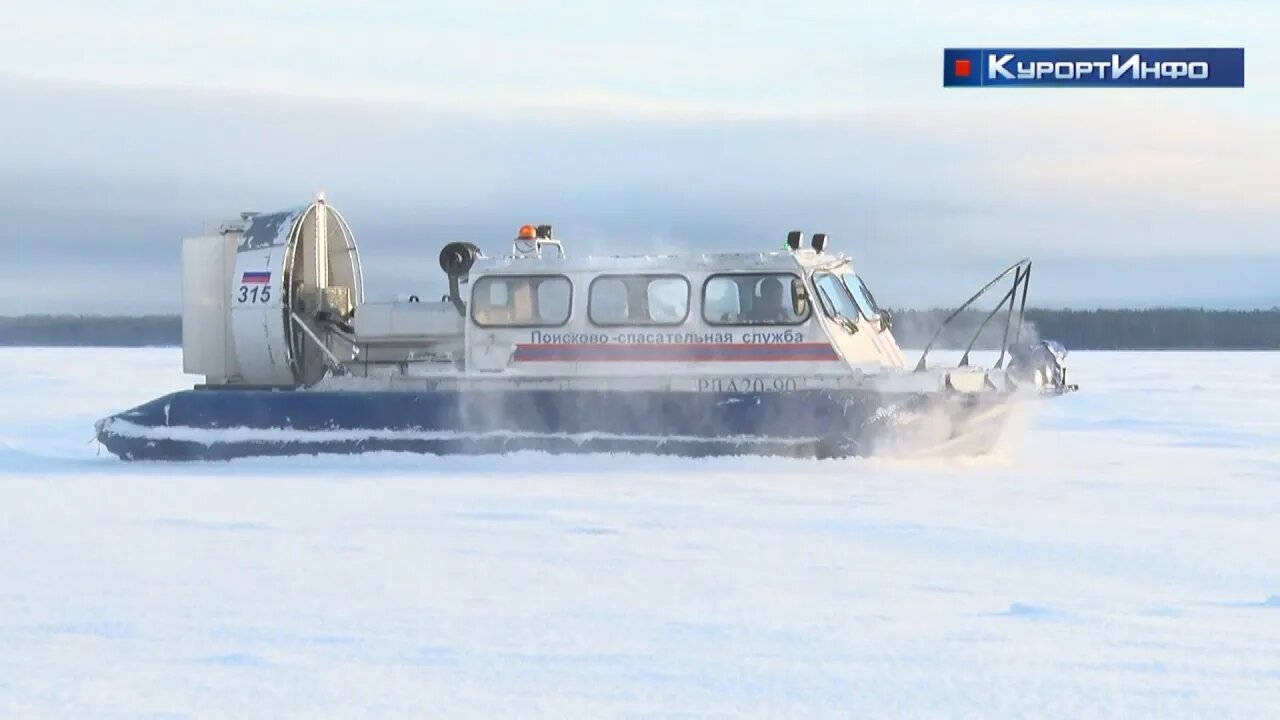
354 301 463 340
182 196 363 387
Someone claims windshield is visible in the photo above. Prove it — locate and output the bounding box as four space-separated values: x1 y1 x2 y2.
841 274 880 318
813 273 861 325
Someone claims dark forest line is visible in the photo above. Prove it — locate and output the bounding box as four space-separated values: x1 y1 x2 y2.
892 308 1280 351
1 310 1278 350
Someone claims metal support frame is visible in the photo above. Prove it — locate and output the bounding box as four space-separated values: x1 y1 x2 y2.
914 259 1033 372
290 312 347 377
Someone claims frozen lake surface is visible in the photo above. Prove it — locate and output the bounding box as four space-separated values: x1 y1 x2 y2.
0 348 1277 718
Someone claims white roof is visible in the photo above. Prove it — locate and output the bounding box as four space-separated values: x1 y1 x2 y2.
472 248 856 275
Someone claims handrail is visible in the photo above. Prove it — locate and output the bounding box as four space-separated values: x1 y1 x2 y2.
914 258 1032 372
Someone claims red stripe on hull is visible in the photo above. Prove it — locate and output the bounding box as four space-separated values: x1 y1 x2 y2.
513 342 842 363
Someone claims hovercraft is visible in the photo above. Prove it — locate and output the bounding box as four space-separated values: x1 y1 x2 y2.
95 197 1075 461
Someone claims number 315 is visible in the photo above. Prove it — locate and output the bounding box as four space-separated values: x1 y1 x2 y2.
238 285 272 303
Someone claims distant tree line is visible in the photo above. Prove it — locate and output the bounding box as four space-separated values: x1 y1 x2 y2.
1031 309 1280 350
1 310 1278 349
0 315 181 347
889 308 1280 350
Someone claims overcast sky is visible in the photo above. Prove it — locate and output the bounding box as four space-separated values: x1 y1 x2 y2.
2 0 1277 312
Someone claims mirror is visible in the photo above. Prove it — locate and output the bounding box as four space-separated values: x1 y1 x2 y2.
790 278 809 316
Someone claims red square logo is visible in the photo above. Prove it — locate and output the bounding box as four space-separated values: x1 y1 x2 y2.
954 59 972 77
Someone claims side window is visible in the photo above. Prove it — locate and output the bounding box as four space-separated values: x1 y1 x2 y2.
588 277 630 324
703 277 741 321
703 273 808 326
588 275 689 326
647 277 688 324
486 279 510 307
472 275 572 327
537 279 571 323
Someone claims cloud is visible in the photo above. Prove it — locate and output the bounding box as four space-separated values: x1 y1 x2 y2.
7 1 1275 113
1 0 1277 312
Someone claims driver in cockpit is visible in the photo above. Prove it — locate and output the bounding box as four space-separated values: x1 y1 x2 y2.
750 277 790 323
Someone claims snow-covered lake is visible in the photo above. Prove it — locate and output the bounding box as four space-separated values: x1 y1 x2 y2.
1 348 1277 718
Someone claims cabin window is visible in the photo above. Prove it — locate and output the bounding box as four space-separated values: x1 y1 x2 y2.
813 273 863 323
588 275 690 326
586 272 691 324
702 273 809 326
471 275 572 327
